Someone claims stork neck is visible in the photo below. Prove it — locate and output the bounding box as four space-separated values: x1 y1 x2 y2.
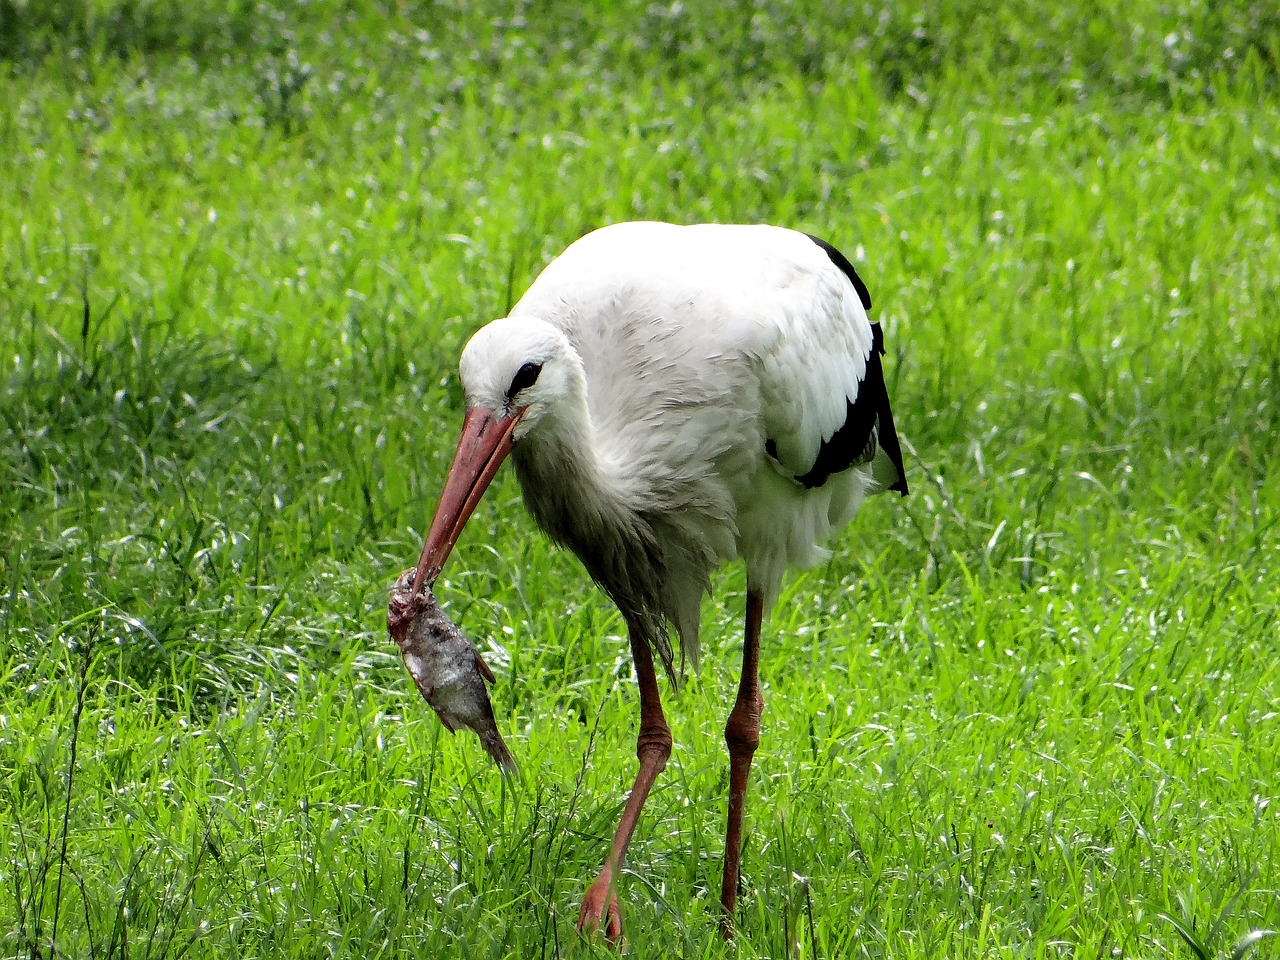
515 385 607 492
511 374 639 548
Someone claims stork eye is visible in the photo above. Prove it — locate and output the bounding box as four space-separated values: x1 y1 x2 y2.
507 361 542 398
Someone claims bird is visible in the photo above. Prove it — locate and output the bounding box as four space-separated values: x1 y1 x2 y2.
407 220 908 944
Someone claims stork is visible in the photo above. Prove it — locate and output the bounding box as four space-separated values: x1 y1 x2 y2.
409 221 908 943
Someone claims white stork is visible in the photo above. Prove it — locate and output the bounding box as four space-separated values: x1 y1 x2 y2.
409 221 908 942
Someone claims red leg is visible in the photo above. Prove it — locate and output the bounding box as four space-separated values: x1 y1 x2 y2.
719 589 765 939
577 625 672 946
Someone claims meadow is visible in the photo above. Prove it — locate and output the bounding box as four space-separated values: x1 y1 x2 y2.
2 1 1278 957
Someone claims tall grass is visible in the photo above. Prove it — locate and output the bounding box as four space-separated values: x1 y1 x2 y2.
2 2 1278 957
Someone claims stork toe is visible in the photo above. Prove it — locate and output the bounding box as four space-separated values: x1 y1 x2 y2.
577 877 623 946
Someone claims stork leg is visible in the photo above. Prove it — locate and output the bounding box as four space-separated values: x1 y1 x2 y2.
719 588 765 939
577 625 672 945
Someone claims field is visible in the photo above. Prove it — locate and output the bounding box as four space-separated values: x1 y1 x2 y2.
2 1 1279 957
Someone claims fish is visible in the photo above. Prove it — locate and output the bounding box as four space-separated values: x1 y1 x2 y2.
386 569 516 773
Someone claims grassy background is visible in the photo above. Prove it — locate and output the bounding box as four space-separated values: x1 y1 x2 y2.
2 1 1279 957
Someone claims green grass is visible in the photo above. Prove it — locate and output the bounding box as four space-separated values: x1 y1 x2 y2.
2 1 1279 957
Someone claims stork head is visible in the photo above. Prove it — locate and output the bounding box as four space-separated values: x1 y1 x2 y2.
410 317 581 592
457 316 583 441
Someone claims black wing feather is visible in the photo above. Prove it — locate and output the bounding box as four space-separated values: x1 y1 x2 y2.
805 233 871 311
766 236 908 495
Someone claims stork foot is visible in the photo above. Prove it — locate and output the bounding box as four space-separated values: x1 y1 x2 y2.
577 875 623 946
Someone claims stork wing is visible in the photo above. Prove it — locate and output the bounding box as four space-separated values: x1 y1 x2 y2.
753 232 908 496
510 222 907 495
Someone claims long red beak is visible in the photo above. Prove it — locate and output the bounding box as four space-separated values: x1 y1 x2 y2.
411 406 523 596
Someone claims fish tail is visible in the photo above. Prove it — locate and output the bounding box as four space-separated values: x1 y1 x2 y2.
482 730 518 776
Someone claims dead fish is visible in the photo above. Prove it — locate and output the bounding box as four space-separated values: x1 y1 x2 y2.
387 569 516 773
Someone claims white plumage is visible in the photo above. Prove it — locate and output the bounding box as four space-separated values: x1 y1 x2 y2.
459 221 904 666
411 220 907 942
